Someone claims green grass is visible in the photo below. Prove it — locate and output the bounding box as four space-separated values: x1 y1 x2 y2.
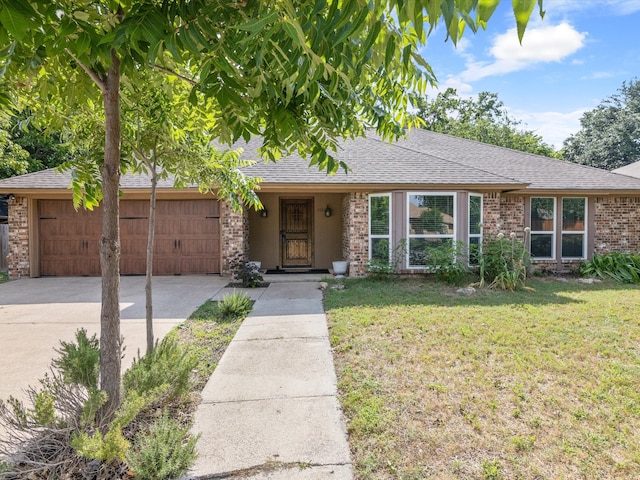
325 277 640 479
0 271 8 283
171 299 244 391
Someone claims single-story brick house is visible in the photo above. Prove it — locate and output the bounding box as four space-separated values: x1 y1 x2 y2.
2 129 640 279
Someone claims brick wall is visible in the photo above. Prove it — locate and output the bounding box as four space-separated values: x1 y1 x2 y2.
482 192 501 236
499 196 526 241
220 201 248 275
594 196 640 254
8 196 29 278
342 192 368 277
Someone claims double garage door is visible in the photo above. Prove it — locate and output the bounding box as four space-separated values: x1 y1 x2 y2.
39 199 220 276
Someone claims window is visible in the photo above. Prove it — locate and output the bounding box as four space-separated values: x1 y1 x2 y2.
407 193 455 267
530 197 555 258
468 194 483 265
562 198 586 258
369 194 391 262
529 197 587 260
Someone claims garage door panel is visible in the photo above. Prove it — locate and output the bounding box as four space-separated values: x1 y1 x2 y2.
39 199 220 276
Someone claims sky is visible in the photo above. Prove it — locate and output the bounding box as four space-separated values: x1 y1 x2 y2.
419 0 640 149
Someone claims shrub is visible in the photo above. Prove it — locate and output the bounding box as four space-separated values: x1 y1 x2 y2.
52 328 100 391
126 411 198 480
218 290 252 319
365 258 395 280
580 252 640 283
123 335 197 403
424 240 469 285
230 259 263 287
365 239 406 280
479 233 530 291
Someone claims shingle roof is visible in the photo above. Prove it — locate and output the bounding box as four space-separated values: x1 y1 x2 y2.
613 161 640 179
2 129 640 193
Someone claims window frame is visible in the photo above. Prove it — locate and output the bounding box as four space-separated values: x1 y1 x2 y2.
368 193 392 263
561 197 587 260
406 192 456 269
468 193 483 266
530 197 557 260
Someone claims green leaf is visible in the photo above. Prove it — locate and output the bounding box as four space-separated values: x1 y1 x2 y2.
478 0 500 29
512 0 537 42
0 0 39 41
234 10 278 33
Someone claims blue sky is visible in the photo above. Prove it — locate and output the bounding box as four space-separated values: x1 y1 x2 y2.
419 0 640 149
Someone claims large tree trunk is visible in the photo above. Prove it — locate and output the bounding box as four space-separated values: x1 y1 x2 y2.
99 51 122 421
145 167 158 354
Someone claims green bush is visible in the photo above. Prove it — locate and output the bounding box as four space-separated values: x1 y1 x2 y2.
365 239 406 280
217 290 252 319
230 259 263 287
123 335 197 403
52 328 100 391
424 240 470 285
479 233 530 291
580 252 640 283
126 411 198 480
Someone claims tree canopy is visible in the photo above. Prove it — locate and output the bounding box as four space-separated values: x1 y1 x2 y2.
415 88 557 157
0 0 545 418
562 79 640 170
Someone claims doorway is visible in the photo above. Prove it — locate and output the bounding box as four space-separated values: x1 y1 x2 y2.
280 199 313 268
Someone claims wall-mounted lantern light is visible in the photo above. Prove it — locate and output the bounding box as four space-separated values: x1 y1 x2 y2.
260 209 268 218
324 206 332 217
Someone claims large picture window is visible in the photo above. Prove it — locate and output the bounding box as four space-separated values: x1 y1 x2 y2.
530 197 555 258
369 194 391 262
562 197 586 258
529 197 587 260
468 194 483 265
407 193 455 267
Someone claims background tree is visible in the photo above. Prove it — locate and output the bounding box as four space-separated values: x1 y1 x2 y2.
416 88 557 157
562 79 640 170
0 0 543 419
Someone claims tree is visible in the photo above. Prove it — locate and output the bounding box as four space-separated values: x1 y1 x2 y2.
0 118 30 178
415 88 557 157
562 79 640 170
0 0 543 420
121 71 261 354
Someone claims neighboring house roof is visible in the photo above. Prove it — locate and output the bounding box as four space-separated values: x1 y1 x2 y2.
2 129 640 195
613 161 640 179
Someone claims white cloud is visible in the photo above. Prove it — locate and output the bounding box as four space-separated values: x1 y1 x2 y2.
512 108 587 148
458 23 586 82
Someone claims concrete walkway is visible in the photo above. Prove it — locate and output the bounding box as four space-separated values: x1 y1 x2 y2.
189 281 353 479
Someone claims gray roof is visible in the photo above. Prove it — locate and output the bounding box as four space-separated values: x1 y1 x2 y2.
2 129 640 193
613 161 640 179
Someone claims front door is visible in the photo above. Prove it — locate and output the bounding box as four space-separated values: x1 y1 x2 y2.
281 199 313 268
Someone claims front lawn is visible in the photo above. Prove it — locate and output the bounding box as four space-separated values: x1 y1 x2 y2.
325 278 640 479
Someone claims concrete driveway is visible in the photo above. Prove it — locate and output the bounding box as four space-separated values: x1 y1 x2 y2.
0 276 228 402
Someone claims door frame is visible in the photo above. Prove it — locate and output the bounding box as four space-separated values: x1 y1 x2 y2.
279 197 314 269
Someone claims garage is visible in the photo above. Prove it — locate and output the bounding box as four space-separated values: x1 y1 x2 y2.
38 199 220 276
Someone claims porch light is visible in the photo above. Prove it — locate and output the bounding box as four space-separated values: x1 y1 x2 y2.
260 209 268 218
324 206 332 217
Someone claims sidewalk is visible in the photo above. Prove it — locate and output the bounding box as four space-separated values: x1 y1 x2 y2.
188 281 353 479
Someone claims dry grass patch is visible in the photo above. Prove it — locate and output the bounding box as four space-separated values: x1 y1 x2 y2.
325 277 640 479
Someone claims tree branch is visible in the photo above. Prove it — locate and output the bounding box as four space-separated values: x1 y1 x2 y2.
153 64 197 86
65 49 106 93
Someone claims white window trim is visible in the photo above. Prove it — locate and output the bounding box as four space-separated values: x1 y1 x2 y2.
561 197 587 260
468 193 483 266
406 192 456 269
530 197 556 260
369 193 392 263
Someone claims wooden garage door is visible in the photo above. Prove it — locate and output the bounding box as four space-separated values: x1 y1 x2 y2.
39 200 220 276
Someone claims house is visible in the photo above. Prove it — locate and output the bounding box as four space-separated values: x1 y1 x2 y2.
2 129 640 279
